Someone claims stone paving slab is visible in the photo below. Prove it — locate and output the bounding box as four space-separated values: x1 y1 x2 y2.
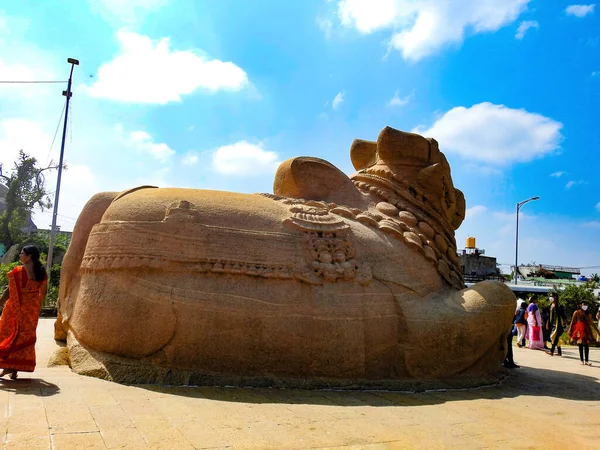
0 319 598 449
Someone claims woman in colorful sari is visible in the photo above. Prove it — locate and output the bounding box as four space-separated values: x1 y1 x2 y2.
0 245 47 380
526 297 544 350
568 301 596 366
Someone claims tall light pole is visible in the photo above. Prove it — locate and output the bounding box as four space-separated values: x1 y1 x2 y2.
47 57 79 272
514 196 540 285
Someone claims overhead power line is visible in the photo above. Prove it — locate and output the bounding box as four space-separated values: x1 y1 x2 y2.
0 80 67 84
46 102 66 165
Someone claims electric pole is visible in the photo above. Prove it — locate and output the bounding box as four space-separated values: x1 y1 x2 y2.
47 57 79 272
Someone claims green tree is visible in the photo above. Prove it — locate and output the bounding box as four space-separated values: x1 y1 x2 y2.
21 230 69 260
0 262 19 293
0 151 60 250
589 273 599 288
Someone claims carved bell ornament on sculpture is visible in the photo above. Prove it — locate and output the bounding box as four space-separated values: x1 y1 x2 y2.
55 126 514 389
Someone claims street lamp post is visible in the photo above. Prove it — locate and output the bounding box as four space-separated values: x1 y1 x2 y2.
514 196 540 285
47 57 79 272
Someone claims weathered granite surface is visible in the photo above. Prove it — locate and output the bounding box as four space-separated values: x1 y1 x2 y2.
55 126 515 388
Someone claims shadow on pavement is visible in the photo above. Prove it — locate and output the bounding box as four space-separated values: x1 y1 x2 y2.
0 378 60 396
136 364 600 407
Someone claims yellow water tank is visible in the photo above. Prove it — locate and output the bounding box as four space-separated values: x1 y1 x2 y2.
466 237 476 249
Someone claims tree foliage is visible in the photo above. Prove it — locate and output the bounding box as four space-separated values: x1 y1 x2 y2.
0 151 60 250
559 284 596 319
0 262 19 293
21 230 69 260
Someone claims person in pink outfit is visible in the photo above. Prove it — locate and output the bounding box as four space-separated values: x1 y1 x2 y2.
526 298 544 350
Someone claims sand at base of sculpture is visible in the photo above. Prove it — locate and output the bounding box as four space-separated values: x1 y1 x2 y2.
54 126 515 389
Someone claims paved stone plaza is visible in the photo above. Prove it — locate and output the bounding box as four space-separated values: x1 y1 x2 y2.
0 319 598 449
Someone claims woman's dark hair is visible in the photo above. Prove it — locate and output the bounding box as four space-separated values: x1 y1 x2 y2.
22 245 47 282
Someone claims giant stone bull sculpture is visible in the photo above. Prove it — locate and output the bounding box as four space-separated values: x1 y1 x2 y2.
55 126 514 389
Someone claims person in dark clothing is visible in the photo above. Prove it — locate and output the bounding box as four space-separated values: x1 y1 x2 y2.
504 300 522 369
546 292 566 357
541 306 551 349
503 329 520 368
514 300 528 347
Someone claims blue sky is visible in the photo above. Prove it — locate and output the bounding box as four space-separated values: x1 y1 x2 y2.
0 0 599 274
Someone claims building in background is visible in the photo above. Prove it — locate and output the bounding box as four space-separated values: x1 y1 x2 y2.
515 264 581 280
458 237 503 283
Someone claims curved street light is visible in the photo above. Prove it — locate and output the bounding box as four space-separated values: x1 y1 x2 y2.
514 196 540 285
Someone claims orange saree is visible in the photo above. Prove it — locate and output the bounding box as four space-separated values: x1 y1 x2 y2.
0 266 47 372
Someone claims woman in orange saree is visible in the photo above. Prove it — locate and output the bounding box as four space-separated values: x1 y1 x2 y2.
0 245 47 380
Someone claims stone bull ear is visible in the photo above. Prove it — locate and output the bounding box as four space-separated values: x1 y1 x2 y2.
350 139 378 170
273 157 364 208
417 163 444 193
451 189 466 230
377 126 432 165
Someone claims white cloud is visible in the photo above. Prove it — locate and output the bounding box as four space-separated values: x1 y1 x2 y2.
565 180 586 189
415 102 563 164
565 4 596 17
466 205 488 219
336 0 531 61
332 91 344 110
317 17 334 38
0 119 56 167
118 127 175 162
387 90 412 107
338 0 401 33
462 163 502 176
515 20 538 39
182 152 199 165
83 30 249 104
596 201 600 212
89 0 167 25
0 119 103 232
592 71 599 77
0 22 233 233
0 60 55 87
550 171 564 177
35 164 101 228
0 11 30 37
582 221 600 228
212 141 281 176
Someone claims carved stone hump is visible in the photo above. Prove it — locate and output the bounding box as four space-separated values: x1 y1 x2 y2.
273 157 365 208
113 185 158 202
350 139 378 171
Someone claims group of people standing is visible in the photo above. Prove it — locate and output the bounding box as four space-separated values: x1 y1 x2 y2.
512 292 599 366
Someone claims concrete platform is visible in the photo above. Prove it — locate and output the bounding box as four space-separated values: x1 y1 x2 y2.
1 318 599 449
